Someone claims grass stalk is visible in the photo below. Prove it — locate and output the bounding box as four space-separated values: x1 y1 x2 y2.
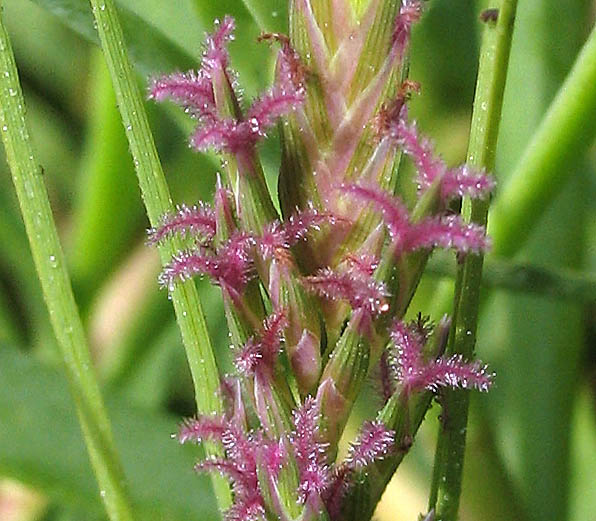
0 5 135 521
428 1 519 519
87 0 230 508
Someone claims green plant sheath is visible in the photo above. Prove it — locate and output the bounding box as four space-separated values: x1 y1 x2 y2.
87 0 230 509
428 1 519 519
0 5 135 521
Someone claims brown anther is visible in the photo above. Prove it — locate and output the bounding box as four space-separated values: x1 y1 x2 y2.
257 32 290 46
371 80 421 139
399 434 413 452
479 8 499 23
259 32 310 89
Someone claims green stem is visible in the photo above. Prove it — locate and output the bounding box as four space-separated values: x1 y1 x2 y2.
426 255 596 304
0 6 135 521
489 19 596 257
87 0 230 509
428 2 518 519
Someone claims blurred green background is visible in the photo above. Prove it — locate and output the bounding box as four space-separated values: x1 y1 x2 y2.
0 1 594 520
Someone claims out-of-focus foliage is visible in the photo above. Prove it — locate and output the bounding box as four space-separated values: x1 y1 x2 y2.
0 1 594 520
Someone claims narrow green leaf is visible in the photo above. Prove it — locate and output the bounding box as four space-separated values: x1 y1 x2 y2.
87 0 230 508
489 18 596 257
0 6 135 519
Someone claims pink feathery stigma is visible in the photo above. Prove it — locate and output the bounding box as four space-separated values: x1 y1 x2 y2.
187 420 265 521
158 232 255 293
392 0 422 57
291 397 331 502
292 397 323 468
323 421 395 518
389 319 493 393
203 16 236 72
256 207 336 262
283 206 338 243
260 439 287 477
158 250 215 290
148 71 215 118
386 105 496 201
190 87 303 154
304 267 389 321
195 457 246 486
388 106 447 191
442 164 496 200
235 311 288 377
342 183 411 241
344 253 379 277
344 183 490 256
405 215 491 254
247 86 305 137
226 498 266 521
178 415 227 444
389 320 424 380
346 421 395 470
256 221 289 261
190 118 244 153
147 203 216 245
421 355 494 393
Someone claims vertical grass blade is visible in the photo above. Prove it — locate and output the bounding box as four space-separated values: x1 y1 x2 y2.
0 4 135 521
428 1 519 519
489 19 596 257
87 0 230 509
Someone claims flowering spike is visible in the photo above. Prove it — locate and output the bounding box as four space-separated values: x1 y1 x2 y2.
147 203 216 245
345 421 395 470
